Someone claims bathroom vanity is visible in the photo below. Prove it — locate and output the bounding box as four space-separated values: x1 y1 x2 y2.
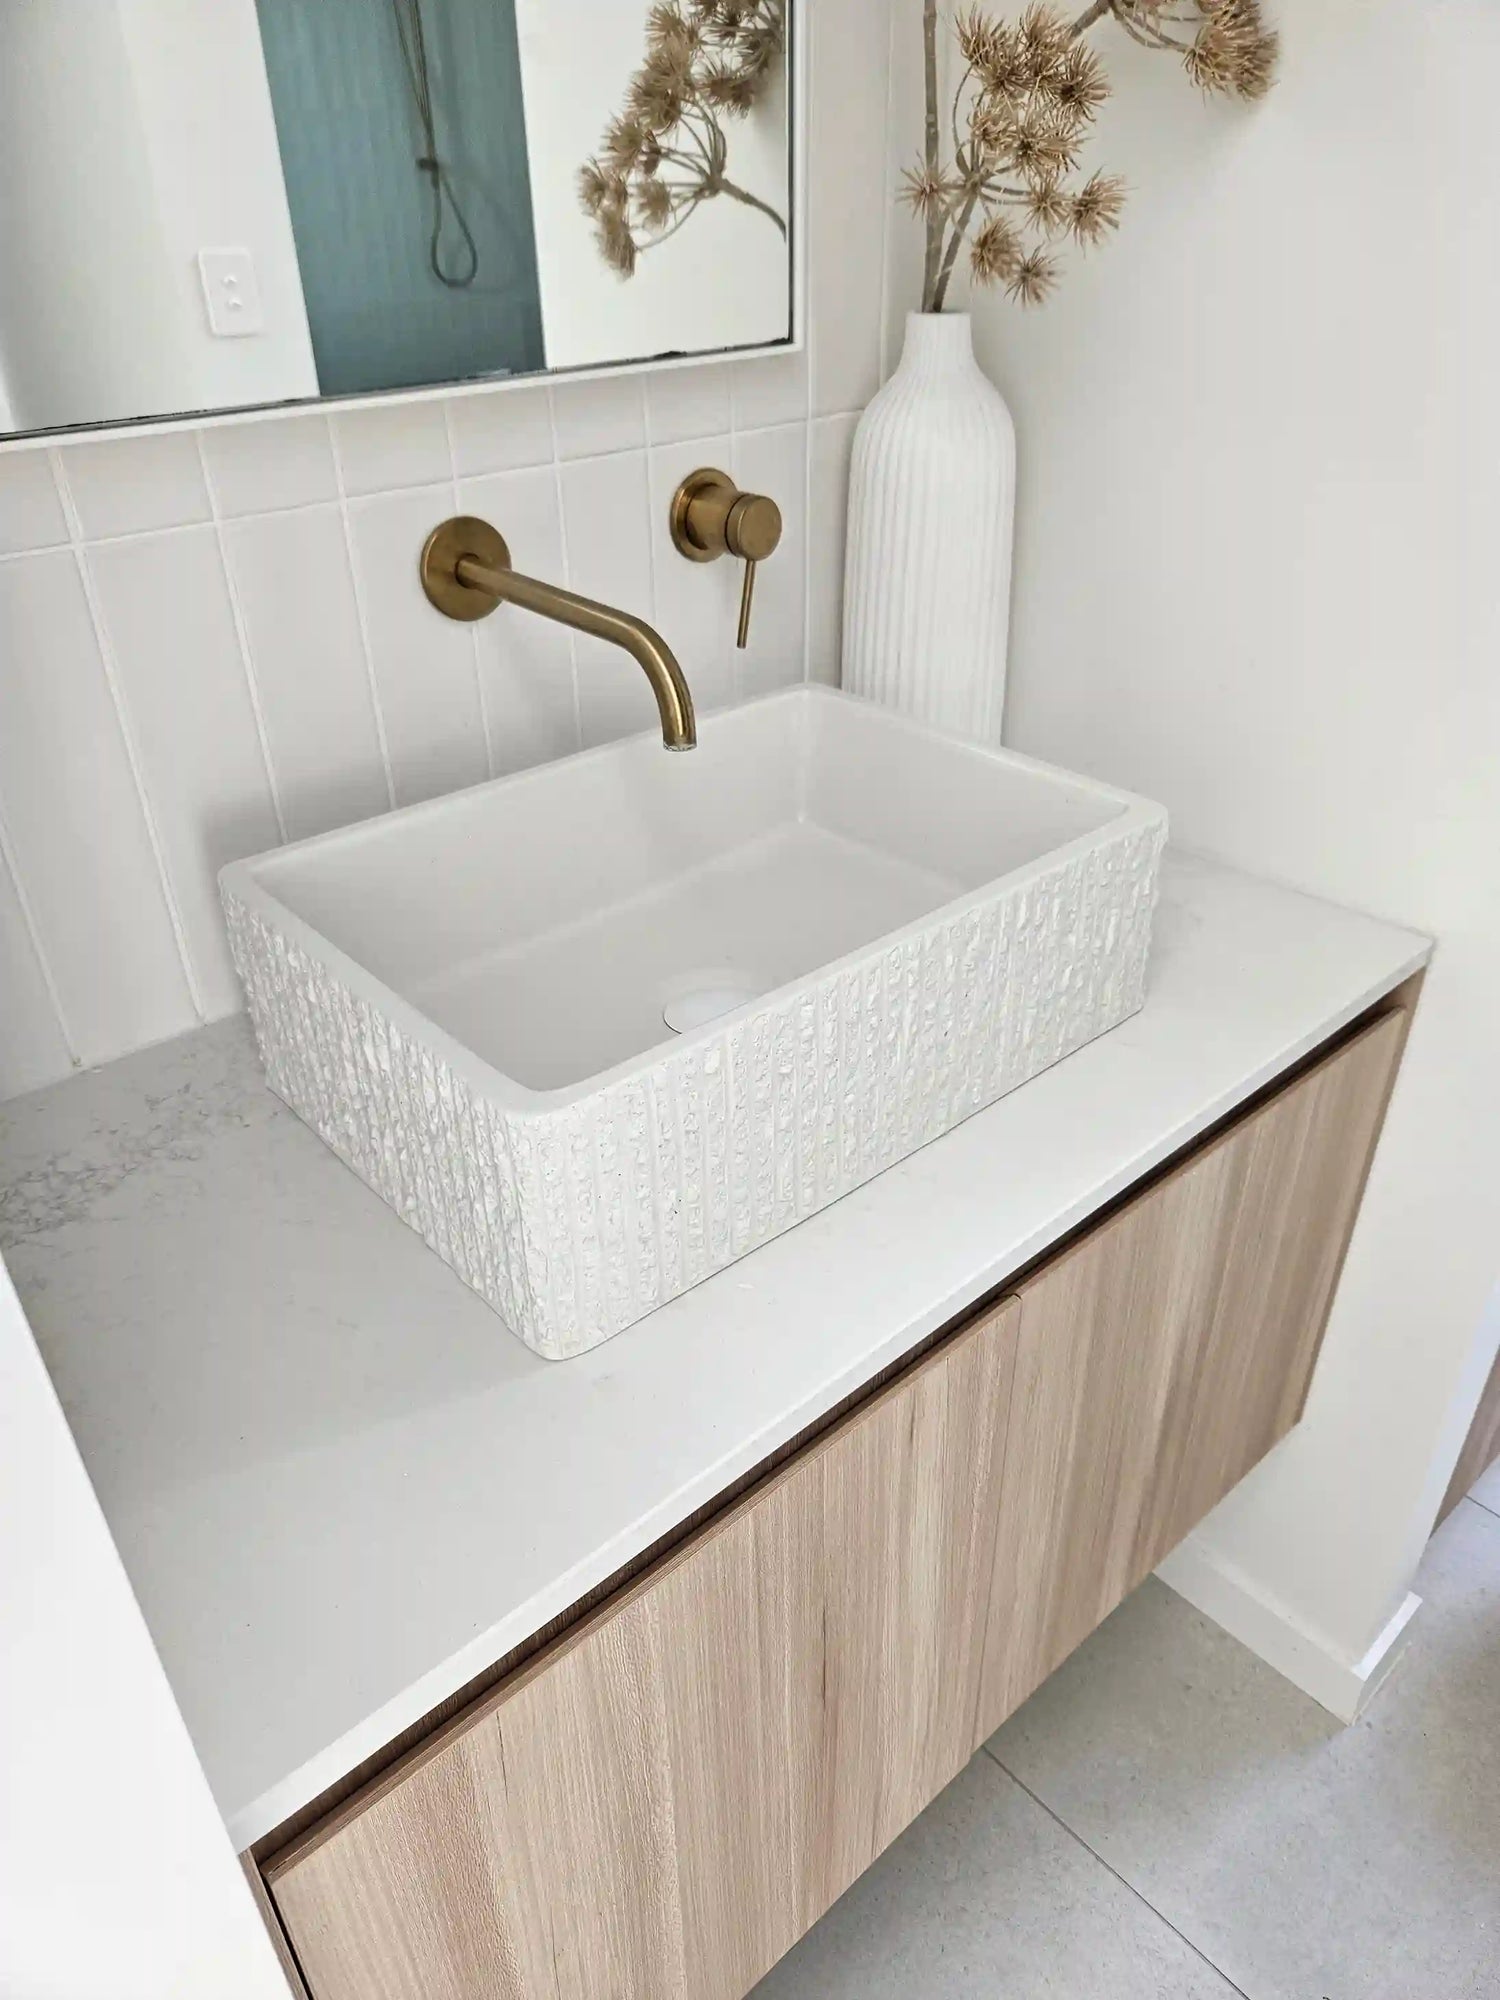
0 855 1427 2000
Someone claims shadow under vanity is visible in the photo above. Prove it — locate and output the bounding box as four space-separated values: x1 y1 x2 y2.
0 853 1428 2000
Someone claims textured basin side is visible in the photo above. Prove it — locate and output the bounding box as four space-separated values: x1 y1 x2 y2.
224 810 1165 1360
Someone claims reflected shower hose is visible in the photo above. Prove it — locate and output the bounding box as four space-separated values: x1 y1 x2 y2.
390 0 480 289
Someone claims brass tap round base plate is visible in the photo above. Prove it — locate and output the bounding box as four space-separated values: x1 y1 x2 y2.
420 515 512 620
669 468 736 562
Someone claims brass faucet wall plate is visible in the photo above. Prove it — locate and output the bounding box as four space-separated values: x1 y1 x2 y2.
669 468 737 562
420 515 512 620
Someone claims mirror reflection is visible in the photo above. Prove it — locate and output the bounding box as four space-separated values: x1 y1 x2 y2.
0 0 793 438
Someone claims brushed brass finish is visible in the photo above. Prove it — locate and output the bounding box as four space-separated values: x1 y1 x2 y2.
419 516 512 621
419 515 695 750
670 467 782 651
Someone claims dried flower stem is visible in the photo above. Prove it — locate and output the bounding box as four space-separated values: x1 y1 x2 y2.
922 0 944 304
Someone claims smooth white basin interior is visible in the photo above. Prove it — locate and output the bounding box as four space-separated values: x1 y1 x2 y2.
244 688 1133 1096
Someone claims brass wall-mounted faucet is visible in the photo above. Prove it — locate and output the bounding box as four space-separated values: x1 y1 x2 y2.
419 516 696 751
670 469 782 649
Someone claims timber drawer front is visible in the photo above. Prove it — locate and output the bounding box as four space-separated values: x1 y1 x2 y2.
262 1004 1408 2000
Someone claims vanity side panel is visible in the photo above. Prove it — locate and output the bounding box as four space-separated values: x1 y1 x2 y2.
975 1005 1409 1741
267 1296 1019 2000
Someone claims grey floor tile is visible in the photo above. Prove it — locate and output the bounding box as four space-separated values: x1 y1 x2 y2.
987 1500 1500 2000
750 1749 1241 1998
1470 1456 1500 1517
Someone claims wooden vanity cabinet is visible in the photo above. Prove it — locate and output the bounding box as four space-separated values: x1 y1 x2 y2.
266 1296 1021 2000
261 1001 1409 2000
976 1005 1408 1734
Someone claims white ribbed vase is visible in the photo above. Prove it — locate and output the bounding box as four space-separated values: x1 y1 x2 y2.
842 312 1015 743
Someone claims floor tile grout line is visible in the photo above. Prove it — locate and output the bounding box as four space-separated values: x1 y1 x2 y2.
1463 1490 1500 1523
979 1744 1254 1999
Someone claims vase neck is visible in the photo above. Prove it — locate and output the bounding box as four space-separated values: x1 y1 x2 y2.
899 311 976 379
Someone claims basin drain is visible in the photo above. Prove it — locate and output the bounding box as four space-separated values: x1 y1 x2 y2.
662 968 765 1034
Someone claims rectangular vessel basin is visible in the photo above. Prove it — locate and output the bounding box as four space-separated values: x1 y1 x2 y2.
222 687 1167 1358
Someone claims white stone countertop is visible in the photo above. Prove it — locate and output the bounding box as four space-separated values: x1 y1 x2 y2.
0 853 1429 1853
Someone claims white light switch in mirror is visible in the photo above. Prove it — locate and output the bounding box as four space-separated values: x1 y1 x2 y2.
0 0 798 442
198 249 265 339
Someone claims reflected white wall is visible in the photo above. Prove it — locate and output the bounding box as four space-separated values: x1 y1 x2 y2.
0 0 316 432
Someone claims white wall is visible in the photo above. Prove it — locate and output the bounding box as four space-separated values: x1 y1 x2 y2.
0 1256 288 1999
0 0 315 432
949 0 1500 1684
516 0 792 369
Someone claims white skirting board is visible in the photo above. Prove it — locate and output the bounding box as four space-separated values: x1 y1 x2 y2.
1155 1537 1423 1724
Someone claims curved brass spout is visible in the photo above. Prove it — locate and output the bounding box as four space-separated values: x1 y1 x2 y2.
420 516 695 750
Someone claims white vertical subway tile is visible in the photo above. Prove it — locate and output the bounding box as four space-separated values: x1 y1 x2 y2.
550 375 648 459
447 384 556 477
222 507 391 840
645 438 738 717
88 526 281 1017
0 550 196 1061
645 365 733 447
731 424 808 697
200 415 337 517
730 350 809 432
809 0 891 417
345 489 490 804
808 413 859 685
0 839 74 1097
0 450 69 556
62 431 211 539
331 401 453 496
557 452 661 747
459 468 581 775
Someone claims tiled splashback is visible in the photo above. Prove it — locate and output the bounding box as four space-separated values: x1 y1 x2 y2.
0 0 911 1102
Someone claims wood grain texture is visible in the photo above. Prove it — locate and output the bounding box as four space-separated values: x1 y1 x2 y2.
1439 1344 1500 1525
268 1296 1019 2000
976 1007 1408 1741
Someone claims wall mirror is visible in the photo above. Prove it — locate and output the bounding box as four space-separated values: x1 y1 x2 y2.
0 0 795 440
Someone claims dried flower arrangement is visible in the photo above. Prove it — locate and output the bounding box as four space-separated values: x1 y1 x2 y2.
579 0 786 279
907 0 1279 311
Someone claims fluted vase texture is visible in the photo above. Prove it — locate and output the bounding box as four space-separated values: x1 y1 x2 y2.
842 311 1016 743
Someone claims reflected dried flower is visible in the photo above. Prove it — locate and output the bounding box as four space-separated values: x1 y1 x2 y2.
636 174 674 228
600 211 637 277
582 0 786 279
702 58 759 114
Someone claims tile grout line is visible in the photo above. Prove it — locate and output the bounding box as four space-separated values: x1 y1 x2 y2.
1463 1490 1500 1523
46 447 207 1023
639 379 661 640
194 433 289 846
442 401 496 782
0 792 80 1070
0 418 856 559
543 387 585 750
980 1745 1254 1999
327 421 398 812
